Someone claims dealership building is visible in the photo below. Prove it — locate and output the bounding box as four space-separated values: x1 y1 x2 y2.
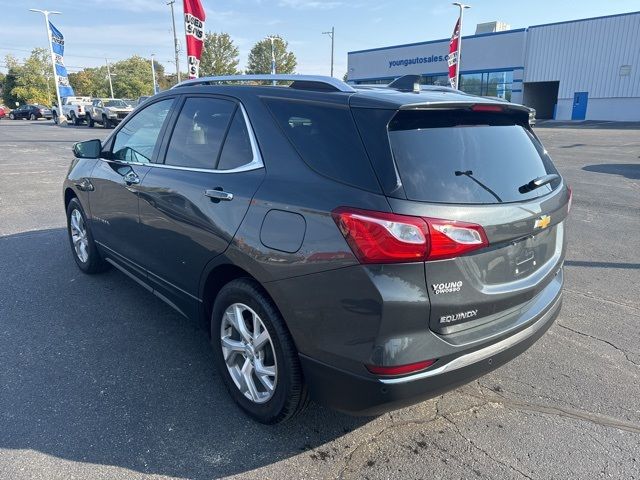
347 11 640 121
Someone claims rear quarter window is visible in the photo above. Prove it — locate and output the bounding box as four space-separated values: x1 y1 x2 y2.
264 98 381 192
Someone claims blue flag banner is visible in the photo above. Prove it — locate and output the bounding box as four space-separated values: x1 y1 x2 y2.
49 21 74 97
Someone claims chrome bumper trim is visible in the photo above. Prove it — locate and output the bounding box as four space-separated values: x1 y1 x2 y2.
380 293 562 385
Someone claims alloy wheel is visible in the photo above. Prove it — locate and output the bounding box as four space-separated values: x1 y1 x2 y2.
220 303 277 404
69 209 89 263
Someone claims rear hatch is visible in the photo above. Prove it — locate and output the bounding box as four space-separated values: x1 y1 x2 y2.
354 103 570 334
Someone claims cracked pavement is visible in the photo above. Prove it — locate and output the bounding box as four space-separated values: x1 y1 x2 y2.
1 120 639 479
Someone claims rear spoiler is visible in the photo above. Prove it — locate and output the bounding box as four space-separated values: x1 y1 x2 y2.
398 101 531 115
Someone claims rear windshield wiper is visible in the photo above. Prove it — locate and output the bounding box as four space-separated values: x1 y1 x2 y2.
518 174 560 194
455 170 503 203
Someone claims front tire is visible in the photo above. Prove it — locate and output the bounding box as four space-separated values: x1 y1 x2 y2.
9 113 14 120
102 115 111 129
211 279 309 424
87 114 94 128
66 198 109 274
53 112 59 124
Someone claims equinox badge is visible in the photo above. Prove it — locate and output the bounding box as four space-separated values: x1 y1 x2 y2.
534 215 551 229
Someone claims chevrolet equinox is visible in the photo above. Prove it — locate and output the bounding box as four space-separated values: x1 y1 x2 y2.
63 75 570 424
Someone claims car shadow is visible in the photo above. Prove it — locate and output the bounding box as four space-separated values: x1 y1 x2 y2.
582 163 640 180
0 228 370 479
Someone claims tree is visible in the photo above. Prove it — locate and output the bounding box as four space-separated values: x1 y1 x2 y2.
199 32 241 76
246 35 297 75
110 56 165 98
69 67 110 97
5 49 56 106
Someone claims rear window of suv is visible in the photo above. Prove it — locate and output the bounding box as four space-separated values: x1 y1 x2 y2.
388 110 560 204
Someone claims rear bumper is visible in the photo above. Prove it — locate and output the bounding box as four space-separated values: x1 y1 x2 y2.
300 291 562 416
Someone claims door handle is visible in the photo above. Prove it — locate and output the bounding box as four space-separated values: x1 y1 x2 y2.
123 171 140 185
205 189 234 201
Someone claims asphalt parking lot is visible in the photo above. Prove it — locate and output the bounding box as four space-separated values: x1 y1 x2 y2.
0 118 639 480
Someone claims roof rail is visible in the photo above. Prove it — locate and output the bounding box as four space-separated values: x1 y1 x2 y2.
172 74 356 93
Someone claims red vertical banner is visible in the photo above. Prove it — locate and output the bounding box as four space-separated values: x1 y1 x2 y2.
448 18 460 89
184 0 206 79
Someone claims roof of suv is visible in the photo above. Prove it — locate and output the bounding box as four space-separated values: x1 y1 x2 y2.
171 74 528 112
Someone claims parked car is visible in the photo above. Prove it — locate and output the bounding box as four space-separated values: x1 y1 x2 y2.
0 105 7 119
64 74 571 424
8 104 52 120
51 96 92 125
85 98 134 128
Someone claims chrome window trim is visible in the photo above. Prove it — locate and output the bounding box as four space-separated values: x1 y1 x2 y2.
102 101 264 174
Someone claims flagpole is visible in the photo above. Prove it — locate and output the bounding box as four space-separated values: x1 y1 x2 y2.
452 3 470 90
167 0 181 83
29 8 65 124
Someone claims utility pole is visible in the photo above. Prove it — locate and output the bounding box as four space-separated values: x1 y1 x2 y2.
150 54 157 94
322 27 335 77
105 58 114 98
167 0 181 83
29 8 65 124
267 36 278 85
452 2 470 90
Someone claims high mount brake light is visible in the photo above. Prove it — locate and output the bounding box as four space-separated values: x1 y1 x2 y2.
471 104 504 112
332 208 488 263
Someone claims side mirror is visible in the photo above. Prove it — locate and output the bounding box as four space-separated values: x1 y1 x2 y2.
73 139 102 159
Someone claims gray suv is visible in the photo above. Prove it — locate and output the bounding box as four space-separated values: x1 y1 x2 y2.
64 75 571 424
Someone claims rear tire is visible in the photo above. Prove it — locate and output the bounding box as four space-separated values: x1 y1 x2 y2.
66 198 109 274
9 113 14 120
53 112 59 124
29 113 36 121
70 112 80 126
87 114 94 128
211 278 309 424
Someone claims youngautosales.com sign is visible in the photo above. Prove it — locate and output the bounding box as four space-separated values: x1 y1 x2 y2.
388 54 448 68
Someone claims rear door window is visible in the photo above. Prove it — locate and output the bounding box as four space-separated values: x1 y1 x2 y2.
388 110 559 204
265 98 380 192
217 109 253 170
165 97 235 169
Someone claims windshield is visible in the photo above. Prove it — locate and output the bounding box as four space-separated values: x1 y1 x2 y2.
388 115 560 204
106 100 128 108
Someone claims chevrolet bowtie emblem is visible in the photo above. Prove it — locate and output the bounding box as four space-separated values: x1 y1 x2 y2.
534 215 551 229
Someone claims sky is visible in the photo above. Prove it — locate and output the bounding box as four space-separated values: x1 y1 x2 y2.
1 0 638 79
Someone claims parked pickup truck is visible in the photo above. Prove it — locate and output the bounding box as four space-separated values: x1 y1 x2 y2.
85 98 134 129
51 96 92 125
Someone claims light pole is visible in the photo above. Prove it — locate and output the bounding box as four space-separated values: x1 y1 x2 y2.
266 36 278 85
322 27 335 77
452 2 470 90
29 8 64 124
105 58 115 98
167 0 181 83
150 54 157 95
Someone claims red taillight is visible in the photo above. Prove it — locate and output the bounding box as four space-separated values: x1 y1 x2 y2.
366 359 436 376
332 207 488 263
567 186 573 213
471 104 503 112
332 207 429 264
425 218 489 260
78 106 83 113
